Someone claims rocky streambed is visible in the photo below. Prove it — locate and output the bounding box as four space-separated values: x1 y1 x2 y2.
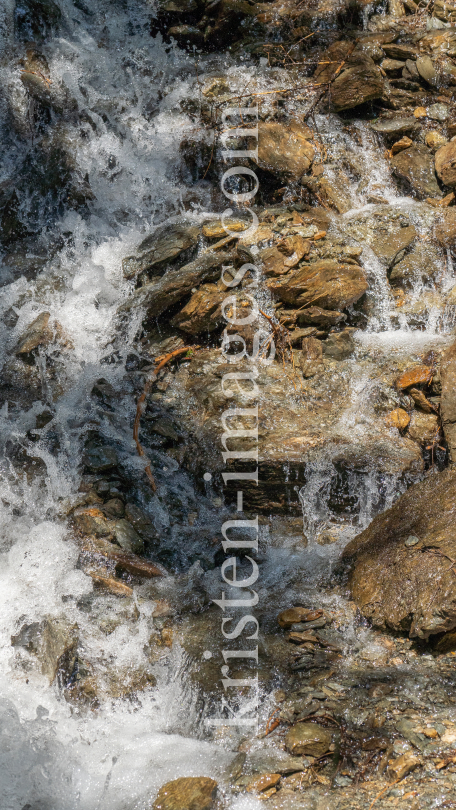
5 0 456 809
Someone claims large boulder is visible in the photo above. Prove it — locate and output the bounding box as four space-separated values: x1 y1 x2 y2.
257 121 315 181
343 469 456 638
268 259 368 310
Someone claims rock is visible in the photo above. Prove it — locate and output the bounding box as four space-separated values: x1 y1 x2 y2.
125 502 158 543
122 222 200 279
257 121 315 181
343 468 456 637
83 444 119 472
299 337 324 378
331 58 384 112
11 616 78 683
120 251 232 317
112 519 145 555
428 103 450 122
73 507 113 538
298 307 346 328
344 206 416 269
434 208 456 248
285 722 332 757
407 412 439 445
168 25 204 48
278 608 323 628
389 241 444 287
16 312 52 354
391 136 412 155
385 408 410 431
416 55 438 85
395 365 433 390
89 573 133 597
440 339 456 458
153 776 218 810
322 329 355 360
15 0 61 40
381 58 406 75
408 388 436 413
20 72 76 116
317 174 352 214
268 260 368 311
391 144 441 199
370 117 420 139
171 284 225 334
81 536 165 578
246 773 281 794
387 752 421 780
405 535 420 547
435 140 456 187
426 130 448 152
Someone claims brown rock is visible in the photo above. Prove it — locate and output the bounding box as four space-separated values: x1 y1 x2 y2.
153 776 218 810
435 140 456 187
269 259 367 311
257 121 315 180
387 752 421 781
391 144 441 199
246 773 281 794
343 469 456 637
331 59 384 112
389 241 444 287
440 339 456 459
434 208 456 249
278 608 323 628
425 131 448 152
385 408 410 431
409 388 436 413
391 136 412 155
11 616 78 683
298 306 346 328
407 412 439 445
322 328 355 360
285 722 332 757
299 337 324 378
171 284 225 334
120 251 232 316
395 364 433 390
89 573 133 597
16 312 52 354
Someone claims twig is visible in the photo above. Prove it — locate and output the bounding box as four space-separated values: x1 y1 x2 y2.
133 347 196 491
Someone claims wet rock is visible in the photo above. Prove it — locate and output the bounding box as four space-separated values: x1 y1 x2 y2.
385 408 410 431
81 536 164 578
407 412 439 445
428 103 450 122
89 573 133 597
440 338 456 458
83 444 119 472
387 752 421 780
246 773 281 794
257 122 315 181
11 616 78 683
434 207 456 249
391 136 412 155
322 328 355 360
370 117 420 139
285 722 332 757
125 502 158 544
111 519 144 555
153 776 218 810
298 307 346 328
426 131 448 152
15 0 61 41
344 207 416 269
330 57 384 112
416 55 438 85
343 468 456 637
435 140 456 187
409 388 436 413
391 144 441 199
278 608 323 628
396 364 433 390
299 337 324 378
20 71 77 116
122 222 200 279
121 251 232 317
170 283 225 334
16 312 52 354
268 259 368 311
389 240 444 287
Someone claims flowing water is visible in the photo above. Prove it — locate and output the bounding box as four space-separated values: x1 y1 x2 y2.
2 1 456 808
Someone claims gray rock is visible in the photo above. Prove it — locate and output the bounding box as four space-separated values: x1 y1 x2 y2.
416 56 438 85
122 222 200 279
323 329 355 360
391 144 441 199
83 445 119 472
112 519 145 555
11 616 78 683
370 117 420 139
428 103 450 122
